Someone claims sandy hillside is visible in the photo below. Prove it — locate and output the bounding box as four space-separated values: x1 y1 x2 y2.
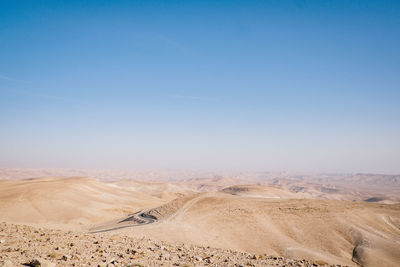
0 177 181 229
97 188 400 267
0 175 399 266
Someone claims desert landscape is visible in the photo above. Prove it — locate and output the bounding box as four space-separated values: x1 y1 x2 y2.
0 168 399 267
2 1 400 266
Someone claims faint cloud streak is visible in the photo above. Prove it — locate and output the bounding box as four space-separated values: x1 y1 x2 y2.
0 75 31 83
0 86 75 103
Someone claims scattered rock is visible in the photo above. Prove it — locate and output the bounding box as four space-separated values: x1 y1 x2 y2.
24 259 41 267
0 222 339 267
60 255 68 261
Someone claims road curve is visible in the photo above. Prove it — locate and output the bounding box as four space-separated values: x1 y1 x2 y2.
89 211 157 233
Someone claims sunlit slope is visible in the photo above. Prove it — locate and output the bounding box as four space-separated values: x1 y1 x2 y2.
1 178 399 266
0 177 169 226
121 190 400 267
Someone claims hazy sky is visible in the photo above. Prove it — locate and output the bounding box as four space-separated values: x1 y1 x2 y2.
1 1 399 173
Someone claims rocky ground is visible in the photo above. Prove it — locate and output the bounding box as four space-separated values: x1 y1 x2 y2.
0 222 345 267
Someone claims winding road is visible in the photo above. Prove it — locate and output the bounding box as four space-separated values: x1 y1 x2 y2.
89 211 157 233
89 193 207 233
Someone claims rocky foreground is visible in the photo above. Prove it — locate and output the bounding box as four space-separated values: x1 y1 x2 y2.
0 222 344 267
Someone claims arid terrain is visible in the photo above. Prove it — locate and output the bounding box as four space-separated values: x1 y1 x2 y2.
0 168 399 266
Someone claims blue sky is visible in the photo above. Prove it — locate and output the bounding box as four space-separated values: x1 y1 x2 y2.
1 0 399 173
